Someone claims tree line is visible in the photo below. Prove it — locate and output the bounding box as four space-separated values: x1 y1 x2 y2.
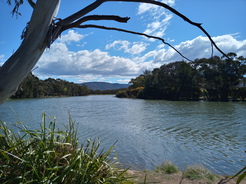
117 53 246 101
11 73 90 98
11 73 126 99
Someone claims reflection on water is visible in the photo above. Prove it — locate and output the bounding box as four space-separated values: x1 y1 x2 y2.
0 96 245 175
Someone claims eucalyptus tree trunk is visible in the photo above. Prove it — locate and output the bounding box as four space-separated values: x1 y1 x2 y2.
0 0 60 104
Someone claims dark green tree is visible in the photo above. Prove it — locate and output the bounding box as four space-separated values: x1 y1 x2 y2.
12 74 90 98
142 61 200 100
194 54 246 101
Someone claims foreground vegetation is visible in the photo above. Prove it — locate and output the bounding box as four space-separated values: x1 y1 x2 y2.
117 53 246 101
0 114 129 183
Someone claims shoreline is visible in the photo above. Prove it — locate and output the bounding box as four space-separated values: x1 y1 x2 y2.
126 169 246 184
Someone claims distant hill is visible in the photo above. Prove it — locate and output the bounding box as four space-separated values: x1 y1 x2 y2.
81 82 130 90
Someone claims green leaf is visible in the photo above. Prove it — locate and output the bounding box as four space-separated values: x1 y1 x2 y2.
236 172 246 184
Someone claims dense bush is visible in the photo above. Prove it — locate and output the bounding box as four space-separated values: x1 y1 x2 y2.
0 114 130 183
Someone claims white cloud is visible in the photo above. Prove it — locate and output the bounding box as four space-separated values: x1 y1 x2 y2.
105 40 148 55
37 42 141 78
137 0 174 41
138 0 175 15
143 13 172 39
36 31 246 84
152 34 246 64
58 30 85 44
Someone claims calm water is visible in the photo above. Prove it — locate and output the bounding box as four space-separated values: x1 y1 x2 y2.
0 95 245 175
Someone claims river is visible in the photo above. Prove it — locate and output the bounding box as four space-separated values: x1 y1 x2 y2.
0 95 245 175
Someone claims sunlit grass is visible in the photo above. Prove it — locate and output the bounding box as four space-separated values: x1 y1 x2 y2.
0 113 130 183
184 165 216 182
155 160 179 174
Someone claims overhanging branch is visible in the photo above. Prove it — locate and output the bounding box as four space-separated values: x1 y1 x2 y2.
77 24 193 62
63 15 130 30
60 0 229 60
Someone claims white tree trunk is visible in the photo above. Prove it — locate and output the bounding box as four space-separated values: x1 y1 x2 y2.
0 0 60 104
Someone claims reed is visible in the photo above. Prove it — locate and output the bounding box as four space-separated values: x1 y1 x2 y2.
0 113 130 184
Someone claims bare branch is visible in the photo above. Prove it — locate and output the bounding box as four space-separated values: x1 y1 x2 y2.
74 15 130 24
62 0 105 25
60 0 229 60
62 0 201 26
62 15 130 31
28 0 36 9
50 15 130 45
77 24 193 62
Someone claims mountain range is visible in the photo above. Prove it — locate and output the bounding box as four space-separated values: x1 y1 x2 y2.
81 82 130 90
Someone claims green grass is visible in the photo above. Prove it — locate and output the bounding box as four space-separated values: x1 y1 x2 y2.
155 160 179 174
184 165 216 182
0 113 130 184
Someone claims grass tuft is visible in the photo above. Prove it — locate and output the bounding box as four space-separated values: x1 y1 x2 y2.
155 160 179 174
184 165 216 182
0 113 130 184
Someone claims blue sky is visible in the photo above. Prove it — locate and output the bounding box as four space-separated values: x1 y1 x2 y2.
0 0 246 84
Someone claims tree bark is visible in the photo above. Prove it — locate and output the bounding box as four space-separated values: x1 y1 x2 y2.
0 0 60 104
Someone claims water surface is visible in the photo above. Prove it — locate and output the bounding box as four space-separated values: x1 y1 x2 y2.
0 95 245 175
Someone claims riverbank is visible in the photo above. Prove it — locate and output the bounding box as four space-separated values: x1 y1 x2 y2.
124 160 246 183
126 169 246 184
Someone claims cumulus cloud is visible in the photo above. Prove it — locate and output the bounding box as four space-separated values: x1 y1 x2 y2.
36 31 246 83
37 42 141 77
105 40 148 55
58 30 85 44
152 34 246 64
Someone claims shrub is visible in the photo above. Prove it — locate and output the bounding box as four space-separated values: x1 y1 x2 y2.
0 113 129 184
155 160 179 174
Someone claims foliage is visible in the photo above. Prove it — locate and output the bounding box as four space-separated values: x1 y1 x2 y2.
184 165 215 181
90 88 128 95
155 160 179 174
11 73 90 98
121 54 246 101
116 90 130 98
231 166 246 184
6 0 23 16
0 114 130 183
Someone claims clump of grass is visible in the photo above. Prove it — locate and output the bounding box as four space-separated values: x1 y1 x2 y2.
155 160 179 174
0 113 130 184
184 165 215 182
